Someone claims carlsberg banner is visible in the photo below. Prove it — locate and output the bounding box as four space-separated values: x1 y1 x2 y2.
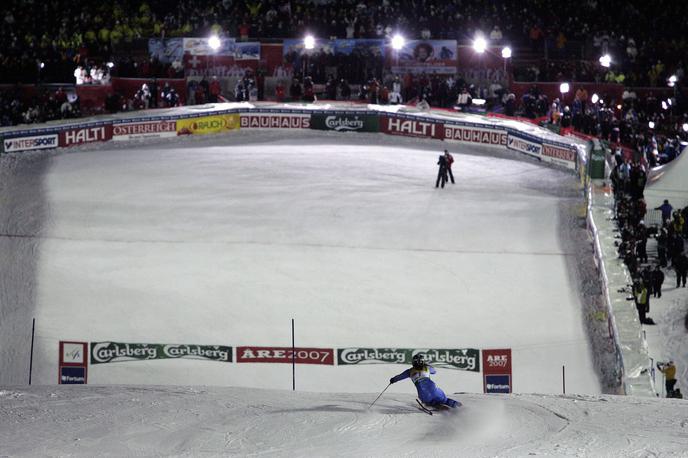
90 342 232 364
310 113 379 132
337 348 480 372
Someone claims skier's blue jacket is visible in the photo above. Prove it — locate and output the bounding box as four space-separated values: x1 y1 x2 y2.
390 365 450 405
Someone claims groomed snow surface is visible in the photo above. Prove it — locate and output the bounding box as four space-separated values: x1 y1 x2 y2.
1 130 685 456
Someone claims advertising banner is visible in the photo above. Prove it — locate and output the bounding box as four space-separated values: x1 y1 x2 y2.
234 42 261 60
392 40 457 74
236 346 334 365
59 124 113 148
59 341 88 384
3 133 59 153
90 342 233 364
507 133 542 159
183 54 258 78
176 114 240 135
333 39 385 58
541 143 577 170
113 120 177 141
183 37 236 56
240 113 311 129
310 113 379 132
444 125 507 147
380 116 443 139
148 38 184 64
337 348 480 372
482 348 512 393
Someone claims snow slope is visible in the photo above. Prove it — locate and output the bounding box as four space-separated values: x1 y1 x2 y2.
5 129 601 395
1 385 686 457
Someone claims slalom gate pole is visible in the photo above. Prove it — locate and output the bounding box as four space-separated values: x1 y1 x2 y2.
368 383 391 410
562 365 566 394
291 318 295 391
28 318 35 385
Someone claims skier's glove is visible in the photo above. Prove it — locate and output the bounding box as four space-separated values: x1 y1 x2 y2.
389 378 395 384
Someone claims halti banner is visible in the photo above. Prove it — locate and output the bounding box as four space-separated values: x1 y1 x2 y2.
90 342 232 364
337 348 480 372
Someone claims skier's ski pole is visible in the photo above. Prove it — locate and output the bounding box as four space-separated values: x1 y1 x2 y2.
368 383 391 409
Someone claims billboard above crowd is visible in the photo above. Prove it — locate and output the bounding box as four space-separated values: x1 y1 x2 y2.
148 38 261 77
391 40 457 74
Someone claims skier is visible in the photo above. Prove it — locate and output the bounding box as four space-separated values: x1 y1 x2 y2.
436 154 448 188
444 150 455 184
389 354 460 408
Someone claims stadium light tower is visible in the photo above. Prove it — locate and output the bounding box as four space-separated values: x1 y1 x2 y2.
473 36 487 54
599 54 611 68
304 35 315 50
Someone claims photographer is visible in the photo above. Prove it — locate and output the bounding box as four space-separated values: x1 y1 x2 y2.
657 361 677 397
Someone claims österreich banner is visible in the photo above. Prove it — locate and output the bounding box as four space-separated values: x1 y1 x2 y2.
90 342 233 364
337 348 480 372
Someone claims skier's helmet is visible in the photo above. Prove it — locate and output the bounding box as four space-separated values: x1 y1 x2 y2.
412 354 426 369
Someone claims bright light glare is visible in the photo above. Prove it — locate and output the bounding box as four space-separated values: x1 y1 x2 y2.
39 62 45 69
648 121 655 129
501 46 512 59
304 35 315 50
683 123 688 132
599 54 611 67
559 82 570 94
669 75 678 83
662 101 668 110
208 35 221 50
616 104 622 110
473 36 487 54
106 62 114 68
591 93 599 104
391 34 405 50
472 98 487 106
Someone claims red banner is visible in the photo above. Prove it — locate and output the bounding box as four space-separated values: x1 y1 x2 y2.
380 116 443 139
482 348 512 394
59 124 113 147
236 346 334 365
110 77 187 105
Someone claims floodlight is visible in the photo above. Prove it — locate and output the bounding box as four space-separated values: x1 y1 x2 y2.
304 35 315 50
106 62 114 68
668 75 677 87
501 47 512 59
662 101 668 110
591 93 599 104
616 104 622 110
559 82 570 94
683 123 688 132
39 62 45 69
208 35 221 51
391 34 405 50
473 36 487 54
648 121 655 129
599 54 611 68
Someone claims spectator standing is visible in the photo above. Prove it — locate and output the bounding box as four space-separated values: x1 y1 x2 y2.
632 280 652 324
652 265 665 298
436 154 448 189
674 253 688 288
444 150 455 184
657 361 677 397
655 200 673 223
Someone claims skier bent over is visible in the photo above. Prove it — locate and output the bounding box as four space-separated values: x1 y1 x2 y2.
389 354 460 408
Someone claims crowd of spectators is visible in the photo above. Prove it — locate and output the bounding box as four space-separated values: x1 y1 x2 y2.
0 86 79 126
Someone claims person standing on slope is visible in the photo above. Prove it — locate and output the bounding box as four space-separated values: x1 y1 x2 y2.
444 150 455 184
389 354 460 408
436 154 448 188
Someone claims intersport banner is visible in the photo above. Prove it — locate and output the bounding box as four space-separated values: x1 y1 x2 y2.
90 342 233 364
337 348 480 372
240 113 311 129
541 143 577 170
444 124 507 147
236 346 334 365
3 133 58 153
310 113 379 132
507 132 542 159
392 40 457 74
177 114 240 135
380 115 443 139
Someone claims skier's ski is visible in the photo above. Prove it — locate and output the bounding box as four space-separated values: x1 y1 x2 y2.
416 399 433 415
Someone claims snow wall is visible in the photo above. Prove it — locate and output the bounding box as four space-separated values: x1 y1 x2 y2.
0 102 654 396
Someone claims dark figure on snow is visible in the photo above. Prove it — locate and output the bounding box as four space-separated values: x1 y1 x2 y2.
632 280 652 324
436 154 448 188
674 253 688 288
652 265 664 298
389 354 460 409
444 150 455 184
